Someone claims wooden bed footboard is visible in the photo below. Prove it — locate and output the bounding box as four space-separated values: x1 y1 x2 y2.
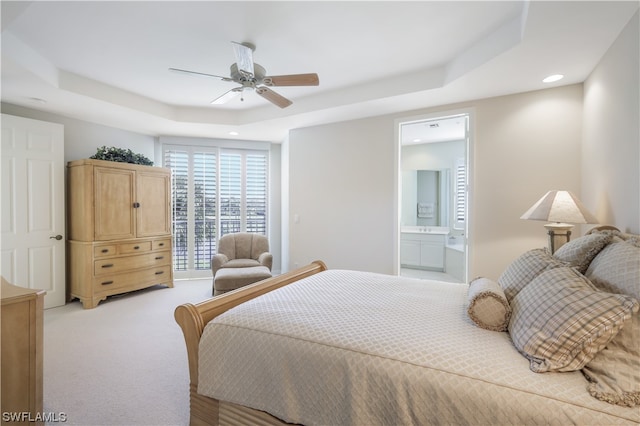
174 261 328 425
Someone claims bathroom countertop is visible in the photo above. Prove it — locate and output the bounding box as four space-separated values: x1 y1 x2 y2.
401 226 450 235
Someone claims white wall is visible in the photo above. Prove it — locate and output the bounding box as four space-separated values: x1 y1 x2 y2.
288 117 395 273
470 85 584 277
0 103 156 164
582 11 639 234
402 140 465 171
280 135 291 272
287 84 584 279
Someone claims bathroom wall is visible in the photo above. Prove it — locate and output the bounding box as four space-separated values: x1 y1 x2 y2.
401 140 465 230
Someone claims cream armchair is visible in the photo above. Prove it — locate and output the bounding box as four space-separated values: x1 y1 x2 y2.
212 233 272 274
211 233 273 295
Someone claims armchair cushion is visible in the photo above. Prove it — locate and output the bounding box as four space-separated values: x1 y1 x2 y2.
224 259 262 268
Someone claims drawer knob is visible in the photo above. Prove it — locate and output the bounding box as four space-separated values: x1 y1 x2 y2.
101 249 109 253
155 271 164 275
101 281 114 286
134 246 140 250
155 256 164 260
101 264 114 268
158 243 165 247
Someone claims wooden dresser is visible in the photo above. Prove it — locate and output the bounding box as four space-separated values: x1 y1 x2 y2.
1 278 45 425
67 159 173 309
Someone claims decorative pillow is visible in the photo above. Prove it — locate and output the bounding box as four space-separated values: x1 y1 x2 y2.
508 267 639 373
467 277 511 331
585 239 640 298
582 239 640 406
589 227 638 243
553 233 612 274
582 314 640 407
498 248 566 302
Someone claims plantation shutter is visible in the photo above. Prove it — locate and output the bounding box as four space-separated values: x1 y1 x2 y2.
219 152 242 235
454 157 466 229
164 149 189 271
163 145 268 277
246 153 268 234
193 151 217 270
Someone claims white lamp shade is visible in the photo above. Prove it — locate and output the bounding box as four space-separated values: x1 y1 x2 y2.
520 190 599 224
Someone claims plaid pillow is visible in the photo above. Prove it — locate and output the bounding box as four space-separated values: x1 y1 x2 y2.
582 239 640 406
583 314 640 407
508 267 639 373
586 240 640 298
554 233 612 274
498 248 566 302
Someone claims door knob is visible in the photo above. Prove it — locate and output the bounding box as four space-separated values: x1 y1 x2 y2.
50 235 63 240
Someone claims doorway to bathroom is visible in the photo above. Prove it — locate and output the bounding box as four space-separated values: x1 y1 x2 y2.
396 112 470 283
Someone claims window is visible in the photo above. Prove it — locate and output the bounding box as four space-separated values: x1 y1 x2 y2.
454 157 466 230
219 152 241 235
163 146 268 277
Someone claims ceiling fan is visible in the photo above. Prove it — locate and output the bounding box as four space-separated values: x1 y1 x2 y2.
169 42 319 108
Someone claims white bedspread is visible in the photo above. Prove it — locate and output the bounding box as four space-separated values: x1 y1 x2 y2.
198 270 639 425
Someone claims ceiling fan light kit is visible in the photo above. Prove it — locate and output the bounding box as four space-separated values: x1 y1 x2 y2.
170 41 319 108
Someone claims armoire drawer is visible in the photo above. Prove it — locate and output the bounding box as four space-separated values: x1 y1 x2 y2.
94 245 117 258
119 241 152 254
93 265 172 292
94 250 171 275
152 238 171 251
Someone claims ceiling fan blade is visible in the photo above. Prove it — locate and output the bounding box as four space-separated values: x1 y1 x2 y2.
231 41 254 76
256 87 292 108
211 88 242 105
263 73 319 87
169 67 232 81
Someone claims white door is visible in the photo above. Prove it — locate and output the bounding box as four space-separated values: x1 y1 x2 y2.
1 114 65 308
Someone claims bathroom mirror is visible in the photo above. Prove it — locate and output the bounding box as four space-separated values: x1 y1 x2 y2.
401 169 450 227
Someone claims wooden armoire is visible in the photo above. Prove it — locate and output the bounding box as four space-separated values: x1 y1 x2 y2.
67 159 173 308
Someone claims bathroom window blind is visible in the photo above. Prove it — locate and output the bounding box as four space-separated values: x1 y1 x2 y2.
454 157 466 229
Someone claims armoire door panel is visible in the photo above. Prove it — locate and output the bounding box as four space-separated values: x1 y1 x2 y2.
94 167 135 240
136 172 171 237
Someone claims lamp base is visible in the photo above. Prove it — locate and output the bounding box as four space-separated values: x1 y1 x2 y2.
544 223 574 254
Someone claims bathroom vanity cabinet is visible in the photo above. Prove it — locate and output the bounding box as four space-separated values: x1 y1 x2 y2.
400 232 445 271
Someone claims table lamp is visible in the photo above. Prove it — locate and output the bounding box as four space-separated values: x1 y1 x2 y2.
520 190 599 253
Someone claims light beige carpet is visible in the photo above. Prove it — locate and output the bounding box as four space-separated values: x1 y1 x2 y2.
43 279 212 425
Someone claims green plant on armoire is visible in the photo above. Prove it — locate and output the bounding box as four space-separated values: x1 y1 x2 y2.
90 146 153 166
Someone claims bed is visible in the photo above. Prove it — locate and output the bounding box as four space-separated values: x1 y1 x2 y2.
175 228 639 425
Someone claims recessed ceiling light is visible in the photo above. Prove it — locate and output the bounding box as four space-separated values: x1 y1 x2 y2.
412 138 421 143
543 74 564 83
229 131 239 136
29 97 47 104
